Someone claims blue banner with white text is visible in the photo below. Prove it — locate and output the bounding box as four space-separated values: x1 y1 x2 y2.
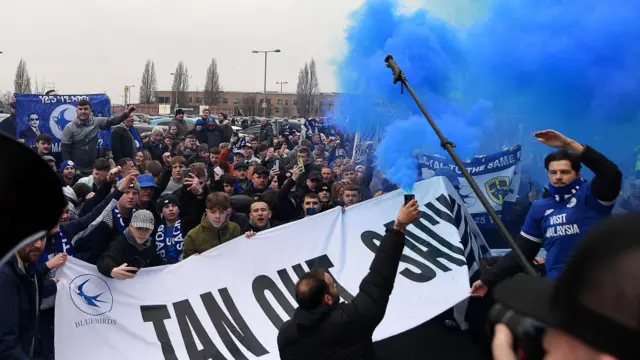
14 93 112 152
419 146 523 228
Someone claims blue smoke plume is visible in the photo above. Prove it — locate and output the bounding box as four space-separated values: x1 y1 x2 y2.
336 0 640 190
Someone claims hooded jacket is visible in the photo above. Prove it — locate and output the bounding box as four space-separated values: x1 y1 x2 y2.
205 120 225 147
182 214 241 259
111 123 139 162
277 229 406 360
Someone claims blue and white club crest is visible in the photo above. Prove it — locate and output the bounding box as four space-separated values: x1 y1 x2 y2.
69 274 113 316
49 104 77 139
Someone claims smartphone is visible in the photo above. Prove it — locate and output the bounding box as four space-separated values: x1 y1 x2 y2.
213 166 224 176
273 160 279 169
297 156 305 170
305 208 317 216
182 168 192 177
404 194 415 206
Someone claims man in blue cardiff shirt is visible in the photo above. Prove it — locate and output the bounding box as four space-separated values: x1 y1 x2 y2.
470 130 622 296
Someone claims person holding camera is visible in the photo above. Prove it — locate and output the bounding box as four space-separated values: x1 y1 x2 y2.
277 200 420 360
491 213 639 360
471 130 622 295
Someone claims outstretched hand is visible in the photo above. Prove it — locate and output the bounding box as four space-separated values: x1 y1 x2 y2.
533 130 583 153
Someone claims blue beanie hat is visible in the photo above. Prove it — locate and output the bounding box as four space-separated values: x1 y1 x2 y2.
59 160 76 175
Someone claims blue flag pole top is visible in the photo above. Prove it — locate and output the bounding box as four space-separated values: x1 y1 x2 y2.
14 93 112 151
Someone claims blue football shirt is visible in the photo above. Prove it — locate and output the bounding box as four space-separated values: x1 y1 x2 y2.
520 182 614 279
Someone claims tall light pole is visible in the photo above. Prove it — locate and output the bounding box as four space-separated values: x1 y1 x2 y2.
127 85 136 107
276 81 288 94
252 49 281 117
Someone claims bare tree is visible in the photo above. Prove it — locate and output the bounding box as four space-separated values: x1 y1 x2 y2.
139 60 157 104
203 58 223 106
308 59 320 117
296 63 310 117
171 62 190 110
0 91 12 107
14 58 32 94
296 58 320 118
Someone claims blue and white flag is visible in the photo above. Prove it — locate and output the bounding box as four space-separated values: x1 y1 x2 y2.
419 145 523 226
14 93 112 152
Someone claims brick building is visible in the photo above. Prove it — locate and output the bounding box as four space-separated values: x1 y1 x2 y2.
154 90 340 117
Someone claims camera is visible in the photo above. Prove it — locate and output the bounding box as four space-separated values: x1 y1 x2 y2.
489 303 546 360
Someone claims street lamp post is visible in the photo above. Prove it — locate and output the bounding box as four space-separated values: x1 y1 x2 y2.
276 81 288 94
252 49 281 118
127 85 136 107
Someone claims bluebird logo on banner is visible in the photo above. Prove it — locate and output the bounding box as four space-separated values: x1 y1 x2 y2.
69 274 113 316
50 104 77 139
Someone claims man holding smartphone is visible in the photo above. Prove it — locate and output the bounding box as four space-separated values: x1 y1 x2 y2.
97 210 165 280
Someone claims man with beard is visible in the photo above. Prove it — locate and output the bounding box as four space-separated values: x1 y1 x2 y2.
34 133 56 162
0 236 68 359
182 193 241 258
277 200 420 359
321 166 334 187
59 160 80 187
471 130 622 296
155 195 184 264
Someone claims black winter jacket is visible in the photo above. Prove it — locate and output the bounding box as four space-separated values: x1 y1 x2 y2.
97 234 165 277
277 229 406 360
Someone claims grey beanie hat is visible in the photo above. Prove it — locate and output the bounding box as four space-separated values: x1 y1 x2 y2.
116 178 141 192
130 210 155 230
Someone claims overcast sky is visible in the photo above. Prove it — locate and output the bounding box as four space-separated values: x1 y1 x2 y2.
0 0 475 104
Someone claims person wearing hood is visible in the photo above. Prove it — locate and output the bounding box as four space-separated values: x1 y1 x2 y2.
277 200 420 360
182 193 241 259
170 109 188 140
192 118 208 145
97 210 165 280
111 113 142 162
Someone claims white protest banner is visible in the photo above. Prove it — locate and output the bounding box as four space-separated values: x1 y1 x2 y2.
55 178 490 360
419 146 523 226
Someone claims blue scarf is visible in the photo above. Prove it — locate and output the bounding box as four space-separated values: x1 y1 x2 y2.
547 178 585 203
128 125 143 151
55 226 75 256
112 206 133 235
155 219 184 264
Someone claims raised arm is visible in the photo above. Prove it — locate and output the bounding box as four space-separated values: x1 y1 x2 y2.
342 200 419 332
